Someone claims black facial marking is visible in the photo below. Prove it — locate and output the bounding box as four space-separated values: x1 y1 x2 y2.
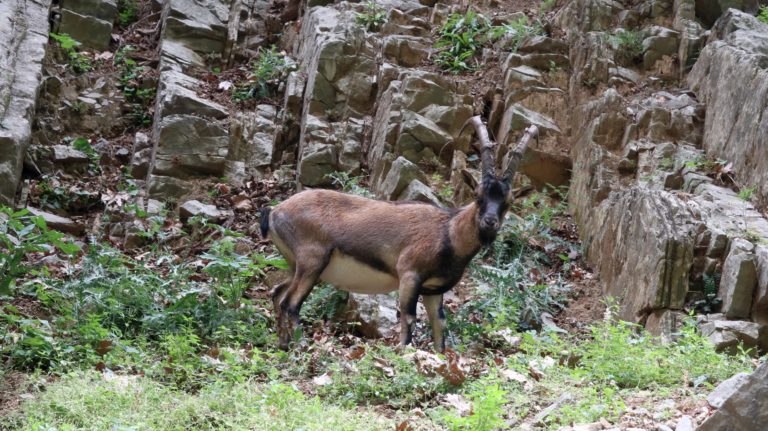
476 177 511 246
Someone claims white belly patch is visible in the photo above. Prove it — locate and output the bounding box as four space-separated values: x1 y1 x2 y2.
320 251 399 294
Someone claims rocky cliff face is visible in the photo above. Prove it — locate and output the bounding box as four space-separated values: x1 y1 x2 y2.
1 0 767 352
560 2 768 352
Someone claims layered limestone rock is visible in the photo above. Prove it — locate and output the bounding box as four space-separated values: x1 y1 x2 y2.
570 84 768 336
147 0 230 198
367 69 472 201
294 5 377 187
0 0 52 205
688 10 768 204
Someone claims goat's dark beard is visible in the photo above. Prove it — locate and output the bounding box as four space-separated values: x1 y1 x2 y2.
479 226 498 246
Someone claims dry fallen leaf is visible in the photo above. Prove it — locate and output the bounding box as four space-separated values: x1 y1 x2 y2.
396 420 415 431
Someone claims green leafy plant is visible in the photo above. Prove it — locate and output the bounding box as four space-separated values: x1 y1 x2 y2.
434 11 493 73
300 283 349 325
49 33 92 73
738 186 756 201
356 1 388 31
488 15 543 52
72 137 101 174
692 273 722 314
0 207 80 296
610 30 644 65
759 6 768 24
233 46 297 101
450 189 573 341
431 173 454 203
117 0 139 27
115 45 156 127
445 383 508 431
659 157 675 171
326 171 374 198
540 0 557 13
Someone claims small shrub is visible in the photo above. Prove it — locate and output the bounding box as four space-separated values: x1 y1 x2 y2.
738 186 756 201
115 45 156 127
49 33 92 73
444 382 508 431
300 283 349 325
489 15 543 52
540 0 557 13
72 137 101 174
435 11 493 73
759 6 768 24
0 207 80 296
233 46 297 101
326 171 374 198
692 273 722 314
611 30 644 65
356 1 388 31
117 0 139 27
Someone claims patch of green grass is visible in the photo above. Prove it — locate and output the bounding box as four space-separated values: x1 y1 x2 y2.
5 372 395 431
566 316 753 388
233 46 297 101
356 1 388 31
318 345 451 408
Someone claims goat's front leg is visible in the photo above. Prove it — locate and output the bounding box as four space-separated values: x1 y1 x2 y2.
423 294 446 352
398 273 420 346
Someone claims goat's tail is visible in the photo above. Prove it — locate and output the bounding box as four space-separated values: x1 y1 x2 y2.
259 207 271 239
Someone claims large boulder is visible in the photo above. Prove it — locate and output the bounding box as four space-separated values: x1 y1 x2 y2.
583 189 700 322
151 115 229 178
698 362 768 431
347 293 399 339
57 8 114 51
0 0 51 205
719 239 758 319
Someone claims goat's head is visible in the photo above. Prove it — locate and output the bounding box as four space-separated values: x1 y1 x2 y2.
462 116 537 245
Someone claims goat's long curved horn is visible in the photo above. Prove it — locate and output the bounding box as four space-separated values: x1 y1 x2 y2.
502 125 538 182
460 116 497 179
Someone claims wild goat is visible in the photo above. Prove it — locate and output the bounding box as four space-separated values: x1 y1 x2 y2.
261 117 537 350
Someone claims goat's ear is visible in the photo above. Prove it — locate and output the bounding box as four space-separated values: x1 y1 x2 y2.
460 169 479 191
